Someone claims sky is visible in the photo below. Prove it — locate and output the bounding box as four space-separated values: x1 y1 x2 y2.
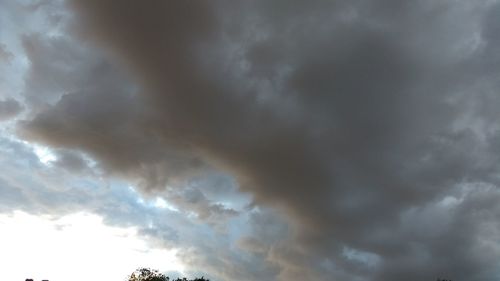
1 1 500 281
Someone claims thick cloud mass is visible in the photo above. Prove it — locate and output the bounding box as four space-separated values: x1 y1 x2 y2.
16 0 500 280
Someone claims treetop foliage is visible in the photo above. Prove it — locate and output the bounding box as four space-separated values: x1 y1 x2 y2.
128 268 209 281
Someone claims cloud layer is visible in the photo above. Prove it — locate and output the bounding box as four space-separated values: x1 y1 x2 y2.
8 0 500 280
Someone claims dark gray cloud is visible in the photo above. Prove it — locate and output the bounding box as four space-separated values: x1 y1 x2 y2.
52 149 90 173
0 98 22 121
15 0 500 280
18 33 209 192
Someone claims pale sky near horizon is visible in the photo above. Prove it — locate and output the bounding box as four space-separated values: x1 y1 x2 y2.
0 211 183 281
2 1 500 281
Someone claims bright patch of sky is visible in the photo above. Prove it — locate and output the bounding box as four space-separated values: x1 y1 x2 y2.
154 197 180 212
32 144 57 164
0 211 184 281
342 246 381 268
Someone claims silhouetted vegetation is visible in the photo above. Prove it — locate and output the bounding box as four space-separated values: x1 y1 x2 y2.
128 268 209 281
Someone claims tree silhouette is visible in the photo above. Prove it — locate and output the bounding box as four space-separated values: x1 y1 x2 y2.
128 268 169 281
127 268 209 281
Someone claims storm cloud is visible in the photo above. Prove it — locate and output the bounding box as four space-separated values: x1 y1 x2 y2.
15 0 500 280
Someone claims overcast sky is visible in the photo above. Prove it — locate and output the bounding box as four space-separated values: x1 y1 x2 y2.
1 1 500 281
